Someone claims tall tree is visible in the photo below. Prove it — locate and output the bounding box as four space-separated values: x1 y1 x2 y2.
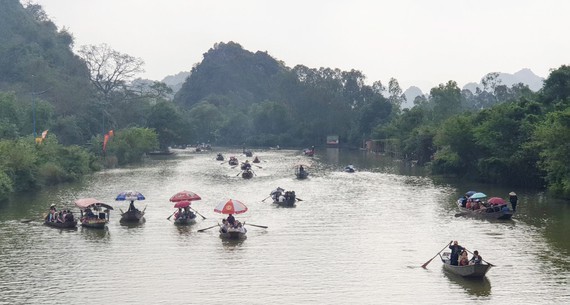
78 43 144 105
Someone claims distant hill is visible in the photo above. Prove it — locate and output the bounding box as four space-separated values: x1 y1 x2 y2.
402 86 424 109
162 71 191 94
462 68 544 92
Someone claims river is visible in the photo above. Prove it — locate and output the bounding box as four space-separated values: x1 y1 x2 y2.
0 148 568 304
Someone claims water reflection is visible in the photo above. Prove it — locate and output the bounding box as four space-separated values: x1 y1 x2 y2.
80 226 110 241
443 271 492 297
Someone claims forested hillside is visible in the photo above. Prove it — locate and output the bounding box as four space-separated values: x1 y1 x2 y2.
2 0 570 198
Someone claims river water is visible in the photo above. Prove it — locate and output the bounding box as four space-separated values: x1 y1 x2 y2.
0 148 568 304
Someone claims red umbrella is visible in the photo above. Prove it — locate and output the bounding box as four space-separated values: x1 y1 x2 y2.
488 197 506 205
214 199 248 215
173 201 192 208
170 191 201 202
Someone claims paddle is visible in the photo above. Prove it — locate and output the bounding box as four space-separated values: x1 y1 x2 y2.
422 242 451 268
119 208 125 215
253 164 263 169
261 195 271 202
464 248 495 266
244 222 268 229
455 212 468 217
236 171 243 177
190 207 206 220
167 210 177 220
197 224 219 232
296 197 304 202
20 219 34 223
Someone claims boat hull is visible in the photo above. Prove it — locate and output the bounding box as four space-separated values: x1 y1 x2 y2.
456 200 514 220
273 198 296 207
174 215 197 225
442 261 491 278
80 218 107 229
242 171 253 179
120 210 145 223
219 228 247 240
44 220 77 229
295 172 309 179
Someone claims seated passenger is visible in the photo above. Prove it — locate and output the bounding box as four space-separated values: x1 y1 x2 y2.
469 250 483 265
85 208 95 218
459 250 469 266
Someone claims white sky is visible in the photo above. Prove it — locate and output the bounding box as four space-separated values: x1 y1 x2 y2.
31 0 570 92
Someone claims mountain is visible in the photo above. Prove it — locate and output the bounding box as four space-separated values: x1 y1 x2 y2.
402 86 424 109
462 68 544 92
162 71 191 93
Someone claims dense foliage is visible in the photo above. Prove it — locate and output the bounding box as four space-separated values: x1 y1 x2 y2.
2 1 570 199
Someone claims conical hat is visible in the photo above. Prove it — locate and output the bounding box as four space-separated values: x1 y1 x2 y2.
509 192 516 196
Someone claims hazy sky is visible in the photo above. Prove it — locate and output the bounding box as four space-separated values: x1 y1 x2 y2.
32 0 570 92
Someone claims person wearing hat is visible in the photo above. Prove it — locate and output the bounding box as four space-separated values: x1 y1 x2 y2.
449 241 464 266
509 192 518 211
47 204 57 222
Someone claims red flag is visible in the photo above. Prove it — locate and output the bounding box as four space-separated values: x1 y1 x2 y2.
41 130 49 139
103 134 110 152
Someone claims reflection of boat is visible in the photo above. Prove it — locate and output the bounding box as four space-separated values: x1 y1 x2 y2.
456 199 514 220
443 270 492 297
441 252 492 278
74 198 113 229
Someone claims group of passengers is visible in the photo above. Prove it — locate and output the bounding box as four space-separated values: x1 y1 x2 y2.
449 241 483 266
220 214 246 233
270 187 295 203
46 204 75 223
174 207 195 220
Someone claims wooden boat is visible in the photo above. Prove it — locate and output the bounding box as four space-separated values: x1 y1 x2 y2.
252 157 260 163
44 219 77 229
219 227 247 240
242 170 253 179
228 157 239 166
456 199 513 220
174 213 197 225
344 166 355 173
216 154 224 161
295 166 309 179
120 209 145 223
74 198 113 229
440 252 491 278
147 150 174 156
243 150 253 157
273 190 296 207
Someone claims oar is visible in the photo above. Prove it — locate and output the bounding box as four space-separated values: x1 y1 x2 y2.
421 242 451 268
167 210 177 220
190 207 206 220
119 208 125 215
254 164 263 169
244 222 268 229
236 171 243 177
21 219 34 223
296 197 304 202
455 212 468 217
464 248 495 266
261 195 271 202
197 224 219 232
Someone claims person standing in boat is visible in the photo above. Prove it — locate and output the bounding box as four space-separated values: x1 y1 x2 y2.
449 241 465 266
48 204 57 222
227 214 236 227
509 192 518 211
128 200 137 212
470 250 483 265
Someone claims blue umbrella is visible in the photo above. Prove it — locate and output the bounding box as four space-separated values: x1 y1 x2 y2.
116 190 145 201
469 192 487 199
465 191 478 197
